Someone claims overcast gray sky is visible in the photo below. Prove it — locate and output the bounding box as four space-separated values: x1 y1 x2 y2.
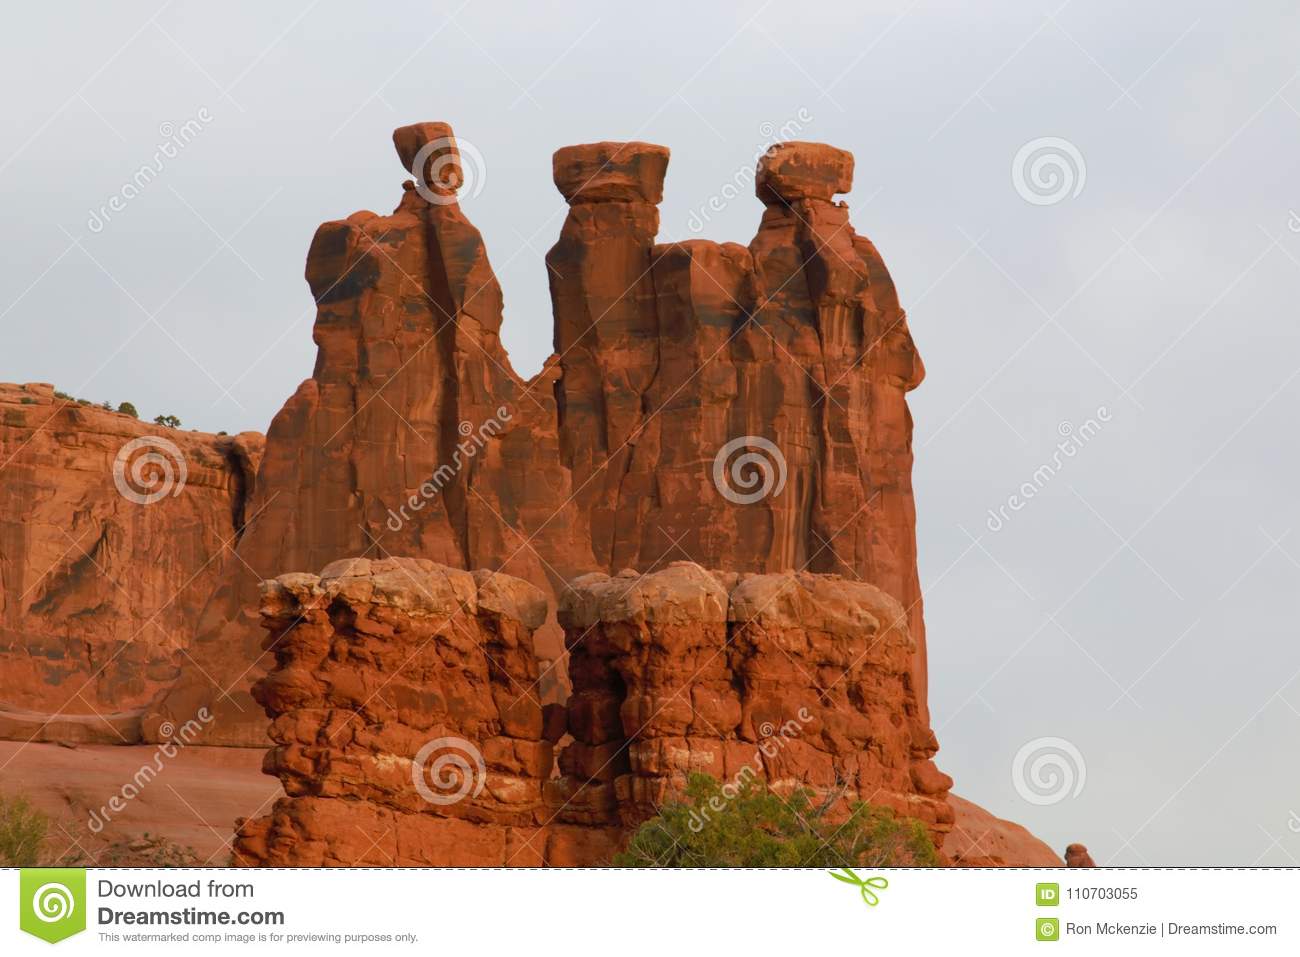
3 0 1299 865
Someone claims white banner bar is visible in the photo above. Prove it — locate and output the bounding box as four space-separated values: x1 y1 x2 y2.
5 867 1297 955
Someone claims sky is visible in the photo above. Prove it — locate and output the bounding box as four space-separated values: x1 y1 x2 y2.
3 0 1300 865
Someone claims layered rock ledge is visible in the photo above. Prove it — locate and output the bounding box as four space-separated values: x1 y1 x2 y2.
234 560 950 866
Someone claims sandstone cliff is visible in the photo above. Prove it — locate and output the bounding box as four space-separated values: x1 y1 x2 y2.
0 383 262 742
233 559 948 867
149 122 928 748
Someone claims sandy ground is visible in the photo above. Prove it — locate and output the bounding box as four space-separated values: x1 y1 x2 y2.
0 741 280 865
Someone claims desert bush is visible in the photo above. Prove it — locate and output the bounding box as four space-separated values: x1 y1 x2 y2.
614 772 938 868
0 792 48 867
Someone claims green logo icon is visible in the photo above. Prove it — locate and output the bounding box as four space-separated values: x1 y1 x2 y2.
1036 917 1060 942
19 869 86 943
1036 882 1059 906
828 868 889 906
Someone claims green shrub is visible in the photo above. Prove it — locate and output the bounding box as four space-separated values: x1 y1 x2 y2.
117 401 139 418
53 390 71 401
0 793 48 867
153 414 181 428
614 772 938 868
19 397 35 405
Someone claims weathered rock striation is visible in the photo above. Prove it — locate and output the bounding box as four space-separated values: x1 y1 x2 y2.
149 122 929 748
234 560 949 866
0 383 262 741
549 562 951 862
233 557 558 866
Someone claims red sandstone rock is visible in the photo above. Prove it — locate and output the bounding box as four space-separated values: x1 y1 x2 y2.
945 794 1065 867
1066 842 1097 867
233 558 553 866
238 559 951 865
755 141 854 203
148 124 930 748
554 563 951 847
552 141 670 204
0 382 261 735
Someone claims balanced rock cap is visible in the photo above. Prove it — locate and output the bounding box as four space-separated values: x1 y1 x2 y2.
756 141 854 204
552 141 670 204
393 122 462 195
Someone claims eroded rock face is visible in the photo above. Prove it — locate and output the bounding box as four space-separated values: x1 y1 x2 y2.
235 560 949 866
149 123 929 748
232 558 555 866
0 383 262 739
551 563 951 854
1065 842 1097 867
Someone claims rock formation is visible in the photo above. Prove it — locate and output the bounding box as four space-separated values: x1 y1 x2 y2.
1065 842 1097 867
233 557 558 866
234 559 949 866
945 795 1064 867
148 123 928 749
0 383 261 742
